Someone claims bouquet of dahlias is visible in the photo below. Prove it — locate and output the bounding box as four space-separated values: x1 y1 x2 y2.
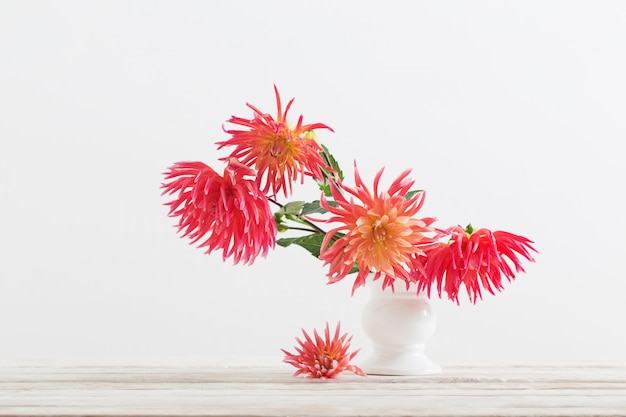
161 86 536 305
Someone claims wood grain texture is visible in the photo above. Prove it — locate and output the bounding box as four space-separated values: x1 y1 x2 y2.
1 363 625 417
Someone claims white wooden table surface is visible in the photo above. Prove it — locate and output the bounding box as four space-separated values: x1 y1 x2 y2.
1 363 625 417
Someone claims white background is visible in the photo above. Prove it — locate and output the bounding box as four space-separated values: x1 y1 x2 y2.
1 1 625 366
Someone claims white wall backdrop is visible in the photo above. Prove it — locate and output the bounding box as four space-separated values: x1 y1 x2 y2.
1 1 625 366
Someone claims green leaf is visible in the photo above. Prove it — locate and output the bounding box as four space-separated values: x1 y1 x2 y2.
282 201 305 216
317 181 333 197
321 144 344 181
315 144 345 197
276 233 325 258
301 201 327 215
301 200 339 215
277 232 360 274
404 189 423 201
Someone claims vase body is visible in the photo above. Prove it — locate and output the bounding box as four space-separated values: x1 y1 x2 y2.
361 281 441 376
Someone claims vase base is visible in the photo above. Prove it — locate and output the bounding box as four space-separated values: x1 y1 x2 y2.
361 349 442 376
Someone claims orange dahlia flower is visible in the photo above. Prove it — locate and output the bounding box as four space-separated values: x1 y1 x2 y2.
281 322 365 379
319 164 436 294
418 225 537 304
218 86 334 197
161 158 276 265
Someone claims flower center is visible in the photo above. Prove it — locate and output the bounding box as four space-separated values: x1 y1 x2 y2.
315 354 338 376
269 139 288 158
268 124 293 158
372 221 388 243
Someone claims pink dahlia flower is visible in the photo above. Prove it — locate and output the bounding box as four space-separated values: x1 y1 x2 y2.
281 322 365 379
161 158 276 265
218 85 334 198
418 225 537 304
320 164 436 294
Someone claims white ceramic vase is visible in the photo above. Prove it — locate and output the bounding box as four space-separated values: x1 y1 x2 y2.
360 280 441 376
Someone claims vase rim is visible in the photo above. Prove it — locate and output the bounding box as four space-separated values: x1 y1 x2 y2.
366 277 428 298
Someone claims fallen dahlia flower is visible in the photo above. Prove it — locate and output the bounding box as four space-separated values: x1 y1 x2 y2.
418 224 537 304
161 158 276 265
281 323 365 379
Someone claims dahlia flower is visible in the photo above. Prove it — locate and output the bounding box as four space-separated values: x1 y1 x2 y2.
161 158 276 265
319 164 436 294
418 225 537 304
281 322 365 379
217 85 334 197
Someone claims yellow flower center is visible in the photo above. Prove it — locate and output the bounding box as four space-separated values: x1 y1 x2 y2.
350 206 421 275
269 139 288 158
372 219 388 243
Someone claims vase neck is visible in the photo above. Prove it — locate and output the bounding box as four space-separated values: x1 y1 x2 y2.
367 279 427 299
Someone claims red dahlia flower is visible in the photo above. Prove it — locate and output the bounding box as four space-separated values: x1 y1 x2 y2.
218 85 334 197
161 158 276 265
418 225 537 304
320 164 436 294
281 322 365 379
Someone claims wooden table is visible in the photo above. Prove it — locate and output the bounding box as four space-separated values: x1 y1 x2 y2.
1 363 625 416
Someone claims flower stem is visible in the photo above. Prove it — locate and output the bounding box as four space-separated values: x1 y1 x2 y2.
287 227 319 234
268 197 329 236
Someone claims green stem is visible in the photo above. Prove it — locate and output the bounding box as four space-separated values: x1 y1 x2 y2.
268 197 329 236
287 226 319 234
267 197 284 209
